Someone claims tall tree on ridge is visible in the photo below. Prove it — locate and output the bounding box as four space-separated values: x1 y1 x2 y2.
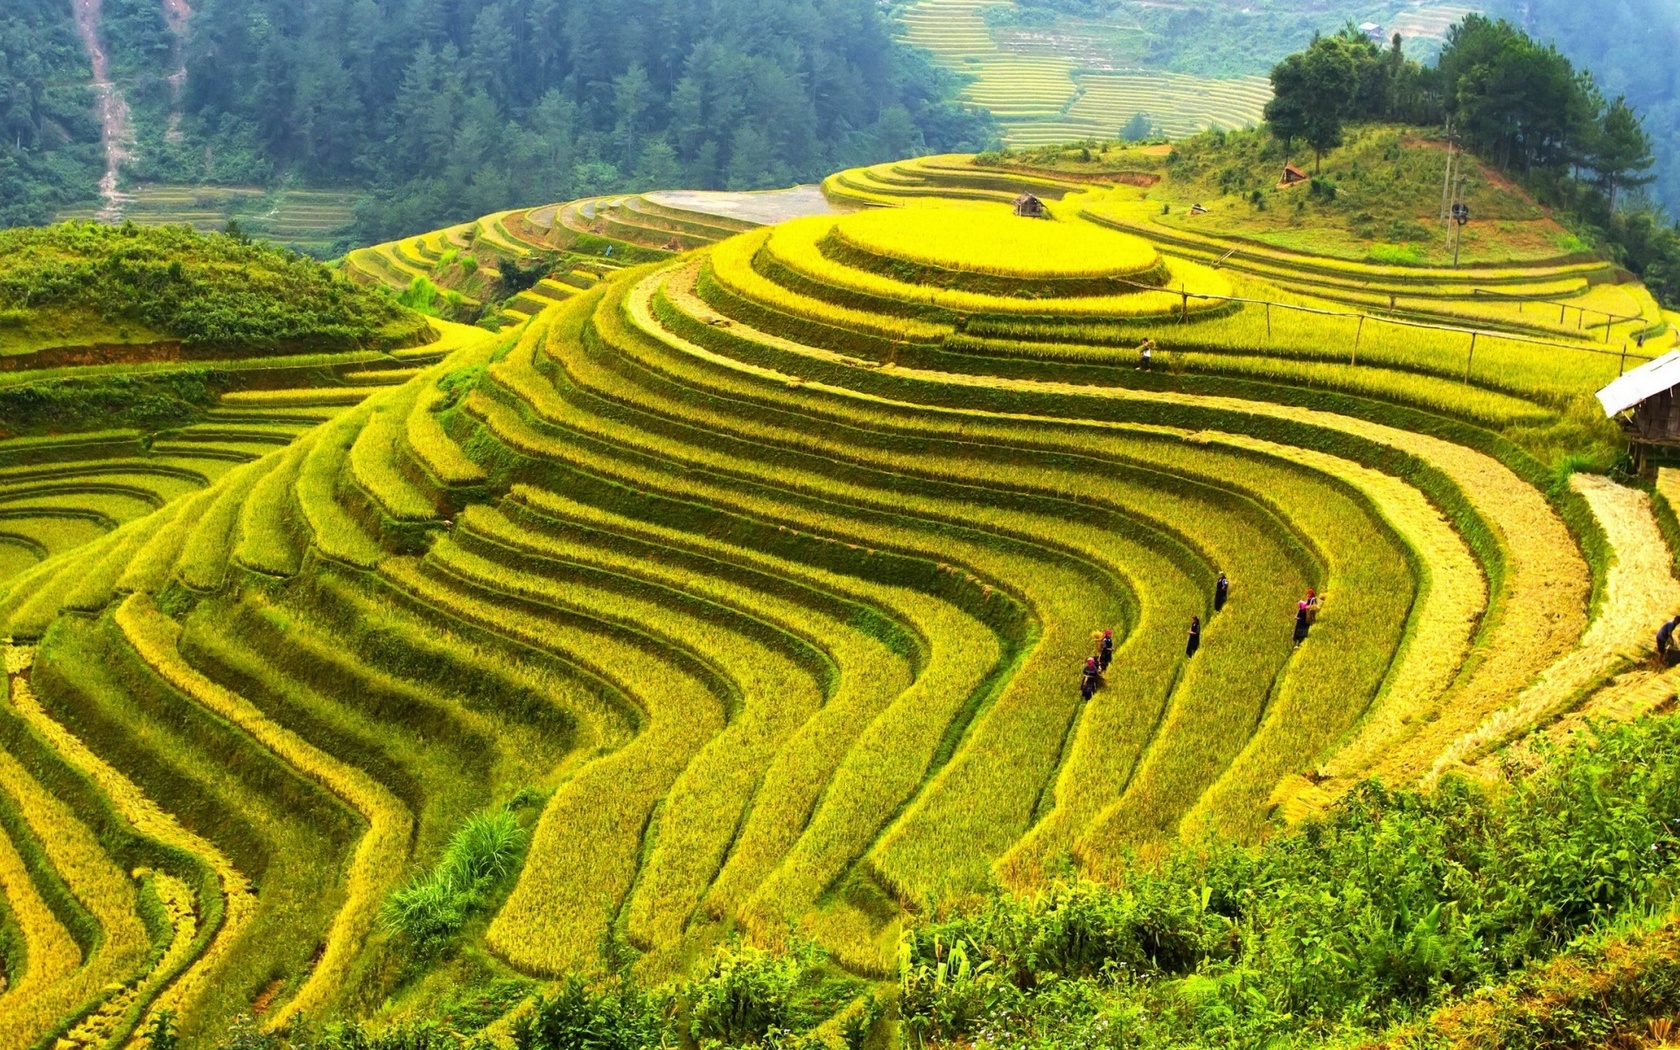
1593 95 1657 211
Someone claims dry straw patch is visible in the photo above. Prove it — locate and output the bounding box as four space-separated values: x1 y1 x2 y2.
1425 474 1680 781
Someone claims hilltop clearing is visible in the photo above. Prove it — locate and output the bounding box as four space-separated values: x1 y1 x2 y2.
990 127 1582 267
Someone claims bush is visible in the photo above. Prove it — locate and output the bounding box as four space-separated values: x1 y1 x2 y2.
897 712 1680 1047
384 808 528 951
514 978 669 1050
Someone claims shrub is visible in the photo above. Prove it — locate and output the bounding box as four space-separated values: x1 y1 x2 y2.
514 977 669 1050
384 808 528 951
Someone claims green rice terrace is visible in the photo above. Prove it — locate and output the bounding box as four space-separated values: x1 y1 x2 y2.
8 133 1680 1050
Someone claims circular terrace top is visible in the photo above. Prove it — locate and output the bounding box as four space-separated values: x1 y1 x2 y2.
830 206 1161 282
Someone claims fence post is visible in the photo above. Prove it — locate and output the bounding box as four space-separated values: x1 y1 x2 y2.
1353 315 1364 365
1181 288 1189 324
1465 331 1477 382
1561 303 1567 324
1265 302 1272 340
1621 343 1629 376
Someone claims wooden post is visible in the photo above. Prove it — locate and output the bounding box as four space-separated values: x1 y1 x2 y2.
1265 302 1272 340
1560 303 1567 324
1465 331 1477 382
1181 287 1189 324
1621 343 1629 375
1352 315 1364 365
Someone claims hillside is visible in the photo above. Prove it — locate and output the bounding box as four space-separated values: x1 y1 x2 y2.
0 222 485 599
1 132 1679 1049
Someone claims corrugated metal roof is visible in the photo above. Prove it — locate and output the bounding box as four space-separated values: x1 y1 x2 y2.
1597 350 1680 417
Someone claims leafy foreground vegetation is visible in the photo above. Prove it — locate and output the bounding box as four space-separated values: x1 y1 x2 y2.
0 223 421 357
164 713 1680 1048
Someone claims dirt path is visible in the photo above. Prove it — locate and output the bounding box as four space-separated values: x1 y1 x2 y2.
71 0 135 222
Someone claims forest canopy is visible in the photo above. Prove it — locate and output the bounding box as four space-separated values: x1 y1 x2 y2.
165 0 995 242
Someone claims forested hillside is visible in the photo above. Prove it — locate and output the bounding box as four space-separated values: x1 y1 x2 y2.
1486 0 1680 214
0 0 101 227
1 0 993 242
5 0 1678 243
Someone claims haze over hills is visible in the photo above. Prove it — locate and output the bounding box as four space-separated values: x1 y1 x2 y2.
5 0 1680 246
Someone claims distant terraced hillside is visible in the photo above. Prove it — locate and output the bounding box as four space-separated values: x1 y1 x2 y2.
55 186 365 258
895 0 1272 144
3 139 1680 1047
343 186 849 328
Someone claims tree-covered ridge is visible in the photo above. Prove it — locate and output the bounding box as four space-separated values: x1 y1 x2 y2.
0 223 416 352
156 0 993 242
1262 18 1680 307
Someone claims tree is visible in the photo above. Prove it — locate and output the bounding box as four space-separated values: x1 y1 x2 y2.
632 138 682 190
1265 35 1362 171
1592 96 1657 211
1120 112 1153 143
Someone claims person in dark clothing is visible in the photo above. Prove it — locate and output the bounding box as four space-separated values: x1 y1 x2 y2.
1214 572 1229 611
1099 628 1114 671
1659 615 1680 665
1081 656 1101 700
1186 616 1201 657
1294 603 1310 647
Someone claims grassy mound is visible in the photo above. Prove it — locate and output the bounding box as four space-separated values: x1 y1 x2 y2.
0 222 424 359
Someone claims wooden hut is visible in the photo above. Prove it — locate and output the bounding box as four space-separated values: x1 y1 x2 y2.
1597 350 1680 470
1280 164 1309 187
1013 192 1047 218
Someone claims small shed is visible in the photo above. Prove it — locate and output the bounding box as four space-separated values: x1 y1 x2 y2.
1013 192 1047 218
1280 164 1309 186
1596 349 1680 470
1360 21 1385 43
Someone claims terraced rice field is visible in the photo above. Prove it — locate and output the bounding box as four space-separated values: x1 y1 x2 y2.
55 186 363 256
2 156 1675 1043
0 323 478 592
894 0 1270 144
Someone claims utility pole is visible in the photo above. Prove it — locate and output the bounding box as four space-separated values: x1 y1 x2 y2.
1440 123 1456 227
1450 176 1469 268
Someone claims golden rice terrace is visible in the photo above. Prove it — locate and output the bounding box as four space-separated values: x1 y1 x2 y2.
3 145 1680 1047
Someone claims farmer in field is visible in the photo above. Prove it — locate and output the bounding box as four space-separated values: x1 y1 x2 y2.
1658 614 1680 665
1099 628 1115 671
1186 616 1201 657
1139 339 1156 370
1294 602 1310 647
1215 572 1229 611
1304 588 1322 625
1081 656 1102 700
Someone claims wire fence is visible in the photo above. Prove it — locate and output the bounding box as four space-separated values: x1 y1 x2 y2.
1111 273 1668 379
